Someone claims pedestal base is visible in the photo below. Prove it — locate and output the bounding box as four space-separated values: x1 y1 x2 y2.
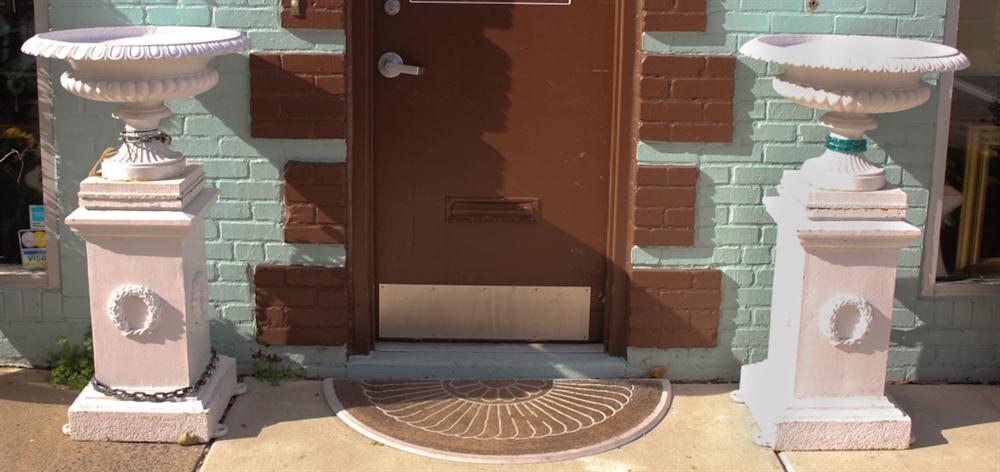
64 356 243 444
734 361 911 451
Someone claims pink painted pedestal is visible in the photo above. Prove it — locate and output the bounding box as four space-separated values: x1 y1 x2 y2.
64 166 243 443
732 170 920 451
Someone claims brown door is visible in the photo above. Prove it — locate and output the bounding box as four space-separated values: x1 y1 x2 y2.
373 0 615 342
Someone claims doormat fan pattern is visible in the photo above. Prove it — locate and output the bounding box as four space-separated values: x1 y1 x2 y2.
323 378 672 464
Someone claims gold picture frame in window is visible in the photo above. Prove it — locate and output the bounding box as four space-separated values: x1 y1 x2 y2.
955 125 1000 274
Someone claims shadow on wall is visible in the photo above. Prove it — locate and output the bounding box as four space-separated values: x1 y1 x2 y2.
283 26 347 50
629 57 763 382
191 28 349 271
628 170 745 382
891 275 1000 383
868 91 1000 384
209 318 346 378
851 92 998 382
627 282 743 384
646 0 732 53
866 87 941 191
46 0 142 28
194 51 345 165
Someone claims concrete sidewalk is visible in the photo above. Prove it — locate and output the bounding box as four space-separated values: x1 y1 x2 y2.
0 368 206 472
202 380 1000 472
202 379 782 471
2 366 997 472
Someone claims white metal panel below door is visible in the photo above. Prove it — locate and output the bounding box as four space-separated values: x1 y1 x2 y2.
378 284 591 341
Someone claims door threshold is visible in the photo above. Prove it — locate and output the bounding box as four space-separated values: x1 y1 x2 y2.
375 341 605 354
350 343 626 379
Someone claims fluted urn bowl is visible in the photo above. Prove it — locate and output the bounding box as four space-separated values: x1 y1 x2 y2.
22 26 251 181
741 34 968 191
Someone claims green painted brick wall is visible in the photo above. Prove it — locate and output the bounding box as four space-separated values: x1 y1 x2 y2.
0 0 997 382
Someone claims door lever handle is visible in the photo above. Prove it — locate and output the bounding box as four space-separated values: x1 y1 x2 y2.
378 52 424 78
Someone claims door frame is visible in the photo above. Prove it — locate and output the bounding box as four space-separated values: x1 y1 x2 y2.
346 0 639 357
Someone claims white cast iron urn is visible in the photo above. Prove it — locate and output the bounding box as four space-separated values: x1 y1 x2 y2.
22 26 251 181
741 34 968 191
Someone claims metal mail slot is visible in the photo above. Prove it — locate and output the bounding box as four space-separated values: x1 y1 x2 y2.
410 0 571 5
446 197 539 223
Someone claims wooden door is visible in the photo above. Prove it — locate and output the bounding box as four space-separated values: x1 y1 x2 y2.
373 0 615 341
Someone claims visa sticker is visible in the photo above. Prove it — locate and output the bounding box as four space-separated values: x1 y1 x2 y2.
18 229 48 270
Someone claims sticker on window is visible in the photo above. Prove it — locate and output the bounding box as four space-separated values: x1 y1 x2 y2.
409 0 571 5
29 205 45 229
18 229 47 270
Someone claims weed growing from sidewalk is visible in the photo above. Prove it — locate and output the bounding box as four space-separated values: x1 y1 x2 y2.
251 351 305 386
48 332 94 390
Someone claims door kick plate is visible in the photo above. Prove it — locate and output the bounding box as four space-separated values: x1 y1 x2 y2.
378 284 590 341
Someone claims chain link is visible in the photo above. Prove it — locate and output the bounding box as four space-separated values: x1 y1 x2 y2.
91 351 219 403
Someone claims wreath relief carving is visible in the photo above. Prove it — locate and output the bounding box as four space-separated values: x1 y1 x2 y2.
818 294 874 347
108 285 163 337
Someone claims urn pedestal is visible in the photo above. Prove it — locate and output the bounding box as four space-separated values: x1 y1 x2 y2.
21 26 251 443
733 34 968 451
64 167 241 443
732 170 920 450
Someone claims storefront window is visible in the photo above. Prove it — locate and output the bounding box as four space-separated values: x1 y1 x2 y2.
937 1 1000 281
1 0 42 270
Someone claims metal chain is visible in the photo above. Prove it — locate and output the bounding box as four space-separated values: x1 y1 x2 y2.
91 351 219 403
119 129 172 146
117 129 173 164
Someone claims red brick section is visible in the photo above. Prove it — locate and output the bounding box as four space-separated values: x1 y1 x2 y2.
284 161 347 244
281 0 344 29
249 53 346 139
629 269 721 348
255 265 351 346
643 0 706 32
639 55 735 143
635 165 697 246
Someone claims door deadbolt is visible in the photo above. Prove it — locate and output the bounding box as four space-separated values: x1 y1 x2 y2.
378 52 424 78
385 0 401 16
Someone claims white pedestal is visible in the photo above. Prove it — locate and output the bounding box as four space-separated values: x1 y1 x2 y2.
64 166 242 443
733 170 920 451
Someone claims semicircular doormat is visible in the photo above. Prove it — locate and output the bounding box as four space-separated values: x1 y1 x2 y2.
322 378 672 464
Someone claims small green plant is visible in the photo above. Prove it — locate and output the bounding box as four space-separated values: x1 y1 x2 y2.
48 332 94 390
250 351 304 386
